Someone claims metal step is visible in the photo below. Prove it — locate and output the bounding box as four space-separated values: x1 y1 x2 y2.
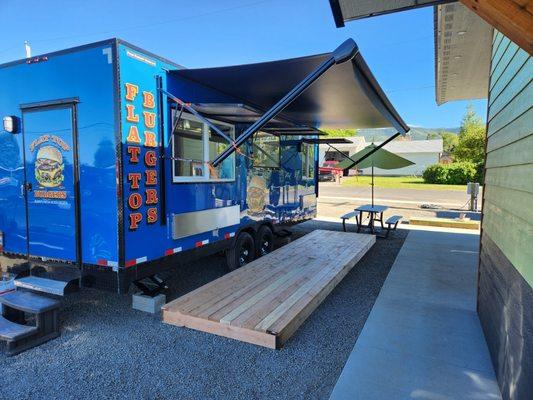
14 276 71 296
0 315 38 341
0 290 61 313
0 290 61 356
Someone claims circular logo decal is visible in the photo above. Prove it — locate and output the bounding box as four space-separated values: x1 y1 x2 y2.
34 145 65 188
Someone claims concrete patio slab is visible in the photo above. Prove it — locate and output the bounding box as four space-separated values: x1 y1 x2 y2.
329 227 501 400
331 345 500 400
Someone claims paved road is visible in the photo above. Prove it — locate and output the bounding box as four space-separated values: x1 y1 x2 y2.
318 182 475 207
317 182 481 221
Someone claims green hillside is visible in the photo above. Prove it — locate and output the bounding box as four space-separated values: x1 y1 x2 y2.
355 127 459 142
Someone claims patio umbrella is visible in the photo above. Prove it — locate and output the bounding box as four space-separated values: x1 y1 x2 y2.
337 143 414 206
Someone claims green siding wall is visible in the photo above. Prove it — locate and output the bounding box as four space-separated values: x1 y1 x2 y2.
483 31 533 287
478 30 532 400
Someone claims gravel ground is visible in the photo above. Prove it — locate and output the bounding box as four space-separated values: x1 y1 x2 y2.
0 221 407 400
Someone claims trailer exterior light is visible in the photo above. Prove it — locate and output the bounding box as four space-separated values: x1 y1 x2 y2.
3 116 18 133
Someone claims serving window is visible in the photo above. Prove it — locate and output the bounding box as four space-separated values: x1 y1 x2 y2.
171 112 235 182
252 131 280 169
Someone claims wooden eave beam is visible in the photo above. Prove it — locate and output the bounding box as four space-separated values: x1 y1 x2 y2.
460 0 533 55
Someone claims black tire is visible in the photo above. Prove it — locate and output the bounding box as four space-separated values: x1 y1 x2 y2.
226 232 255 271
255 225 274 258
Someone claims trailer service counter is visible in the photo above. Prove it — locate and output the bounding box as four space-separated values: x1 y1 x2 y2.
0 38 408 293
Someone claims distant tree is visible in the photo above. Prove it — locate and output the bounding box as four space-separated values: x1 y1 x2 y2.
426 132 439 140
453 105 486 164
322 128 357 138
440 131 459 155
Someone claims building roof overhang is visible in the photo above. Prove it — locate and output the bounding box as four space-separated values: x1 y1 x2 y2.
434 2 493 105
328 0 451 27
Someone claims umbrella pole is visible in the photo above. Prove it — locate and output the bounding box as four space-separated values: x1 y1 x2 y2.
371 162 374 207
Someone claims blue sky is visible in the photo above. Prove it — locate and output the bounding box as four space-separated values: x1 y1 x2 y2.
0 0 486 128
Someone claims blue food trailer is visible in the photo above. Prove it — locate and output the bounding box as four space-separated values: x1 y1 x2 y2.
0 38 408 295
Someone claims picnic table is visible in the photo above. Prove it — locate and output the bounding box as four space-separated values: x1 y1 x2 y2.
355 204 388 234
341 205 402 238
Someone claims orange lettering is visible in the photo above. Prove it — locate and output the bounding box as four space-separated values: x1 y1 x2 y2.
142 91 155 108
127 146 141 163
145 151 157 167
145 189 158 205
126 126 141 144
126 104 139 123
145 170 157 185
128 193 142 210
129 213 142 230
147 207 158 224
128 173 142 190
144 131 157 147
143 111 156 128
125 83 139 101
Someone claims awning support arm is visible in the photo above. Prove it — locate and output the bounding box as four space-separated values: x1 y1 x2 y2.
159 88 234 145
342 132 401 170
211 38 359 167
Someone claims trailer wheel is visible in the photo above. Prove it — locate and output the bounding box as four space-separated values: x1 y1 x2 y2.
255 225 274 258
226 232 255 271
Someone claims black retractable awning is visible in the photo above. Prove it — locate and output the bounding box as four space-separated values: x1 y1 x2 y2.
170 44 408 134
165 39 409 166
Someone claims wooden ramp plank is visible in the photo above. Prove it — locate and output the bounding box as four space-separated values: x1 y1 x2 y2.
253 236 371 333
163 311 278 349
269 236 375 343
166 232 318 314
162 229 375 349
204 249 321 322
219 264 314 325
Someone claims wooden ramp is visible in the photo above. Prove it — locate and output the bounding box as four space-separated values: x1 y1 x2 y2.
162 230 375 349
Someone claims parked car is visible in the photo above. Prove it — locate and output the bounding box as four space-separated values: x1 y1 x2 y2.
318 169 336 182
320 160 344 178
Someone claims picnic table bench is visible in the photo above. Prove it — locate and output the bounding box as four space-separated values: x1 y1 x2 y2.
341 209 402 238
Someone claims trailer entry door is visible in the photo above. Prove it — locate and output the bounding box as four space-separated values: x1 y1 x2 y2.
22 104 79 263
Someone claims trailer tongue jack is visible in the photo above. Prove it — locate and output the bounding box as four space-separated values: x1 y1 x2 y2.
132 274 168 297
